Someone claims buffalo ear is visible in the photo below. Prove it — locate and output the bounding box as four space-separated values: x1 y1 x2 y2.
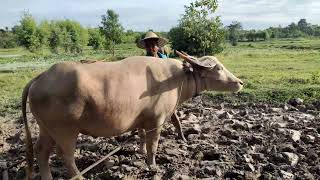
197 56 217 69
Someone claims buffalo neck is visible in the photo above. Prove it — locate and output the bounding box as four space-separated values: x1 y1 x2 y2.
177 70 204 105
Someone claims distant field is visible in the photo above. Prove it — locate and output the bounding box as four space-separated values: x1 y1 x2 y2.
0 43 144 117
0 47 30 56
215 38 320 102
0 39 320 117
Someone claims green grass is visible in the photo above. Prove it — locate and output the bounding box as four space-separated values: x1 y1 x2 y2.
0 69 41 117
0 40 320 117
0 43 144 117
213 38 320 103
0 47 31 56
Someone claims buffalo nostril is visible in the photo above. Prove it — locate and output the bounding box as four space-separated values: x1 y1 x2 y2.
239 81 244 85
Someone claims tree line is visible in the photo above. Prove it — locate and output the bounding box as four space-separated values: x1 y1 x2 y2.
226 19 320 46
1 0 320 55
267 19 320 38
0 0 222 56
0 11 140 54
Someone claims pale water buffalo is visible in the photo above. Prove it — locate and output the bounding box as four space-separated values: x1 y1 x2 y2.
22 51 243 179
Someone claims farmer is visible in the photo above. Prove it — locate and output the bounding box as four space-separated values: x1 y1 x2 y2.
136 31 169 58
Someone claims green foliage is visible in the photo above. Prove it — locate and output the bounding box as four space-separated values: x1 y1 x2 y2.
227 29 270 43
15 12 42 52
88 28 105 50
311 71 320 84
267 19 320 38
14 12 88 54
122 30 141 44
48 20 89 54
227 21 242 46
38 21 50 46
100 9 124 56
134 32 146 44
0 28 18 48
297 19 313 35
169 0 225 55
48 22 61 53
243 30 269 42
56 20 88 53
168 27 189 53
233 18 320 42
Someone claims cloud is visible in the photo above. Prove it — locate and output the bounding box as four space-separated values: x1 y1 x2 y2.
0 0 320 30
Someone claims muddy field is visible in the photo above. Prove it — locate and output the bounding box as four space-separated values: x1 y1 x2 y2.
1 95 320 179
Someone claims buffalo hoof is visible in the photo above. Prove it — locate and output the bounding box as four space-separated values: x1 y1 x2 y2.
139 148 147 154
147 164 159 173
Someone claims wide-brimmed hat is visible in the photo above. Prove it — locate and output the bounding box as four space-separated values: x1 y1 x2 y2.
137 31 168 49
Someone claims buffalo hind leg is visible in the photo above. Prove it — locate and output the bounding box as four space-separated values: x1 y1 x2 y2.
171 111 186 142
36 127 55 180
54 129 82 179
138 129 147 154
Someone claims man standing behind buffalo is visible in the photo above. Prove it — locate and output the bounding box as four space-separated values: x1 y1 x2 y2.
136 31 186 142
137 31 169 58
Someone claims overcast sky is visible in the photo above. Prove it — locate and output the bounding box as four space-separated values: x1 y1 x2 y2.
1 0 320 31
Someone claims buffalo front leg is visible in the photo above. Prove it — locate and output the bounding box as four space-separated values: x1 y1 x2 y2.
145 127 161 167
171 111 186 142
138 129 147 154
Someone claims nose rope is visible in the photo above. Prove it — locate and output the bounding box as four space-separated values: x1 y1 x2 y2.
191 71 201 97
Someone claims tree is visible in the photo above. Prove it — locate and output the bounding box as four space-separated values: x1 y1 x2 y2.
15 12 42 52
122 30 140 43
99 9 124 56
169 0 225 55
246 31 255 42
47 21 61 53
238 31 246 42
55 20 88 53
68 21 88 53
88 28 104 50
0 28 18 48
298 19 308 33
227 21 242 46
38 20 50 47
314 26 320 37
261 31 270 41
168 26 189 54
286 23 301 38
